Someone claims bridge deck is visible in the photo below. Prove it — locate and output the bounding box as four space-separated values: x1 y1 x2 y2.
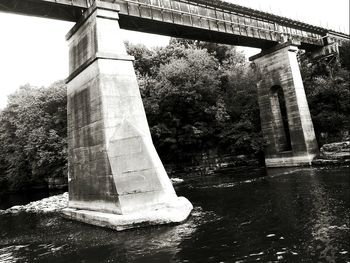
0 0 348 50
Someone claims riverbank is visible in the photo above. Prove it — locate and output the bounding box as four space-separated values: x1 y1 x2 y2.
3 140 348 192
1 141 348 213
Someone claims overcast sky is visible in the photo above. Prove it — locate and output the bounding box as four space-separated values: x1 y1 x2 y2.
0 0 349 109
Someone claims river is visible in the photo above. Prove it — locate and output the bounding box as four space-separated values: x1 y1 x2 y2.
0 166 349 262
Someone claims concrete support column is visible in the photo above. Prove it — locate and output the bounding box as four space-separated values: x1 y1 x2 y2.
62 2 192 230
251 42 319 167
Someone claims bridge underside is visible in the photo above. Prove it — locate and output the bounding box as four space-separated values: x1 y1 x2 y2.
0 0 84 21
0 0 337 51
0 0 276 49
119 16 277 49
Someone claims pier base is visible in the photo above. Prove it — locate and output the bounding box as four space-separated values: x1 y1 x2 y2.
63 197 192 231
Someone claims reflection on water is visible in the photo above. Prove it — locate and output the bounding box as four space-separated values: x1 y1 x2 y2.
0 166 349 262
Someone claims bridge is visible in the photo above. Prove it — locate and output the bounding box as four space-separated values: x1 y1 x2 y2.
1 0 349 49
1 0 349 230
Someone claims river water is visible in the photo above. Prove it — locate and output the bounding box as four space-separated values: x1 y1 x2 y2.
0 166 349 262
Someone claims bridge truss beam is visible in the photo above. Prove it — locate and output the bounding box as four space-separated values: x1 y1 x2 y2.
1 0 349 50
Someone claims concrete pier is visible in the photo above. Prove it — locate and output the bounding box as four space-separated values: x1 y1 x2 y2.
62 2 192 230
251 43 319 167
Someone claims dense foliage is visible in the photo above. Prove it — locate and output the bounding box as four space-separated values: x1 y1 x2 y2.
0 39 349 192
301 49 350 145
0 82 67 192
126 39 263 163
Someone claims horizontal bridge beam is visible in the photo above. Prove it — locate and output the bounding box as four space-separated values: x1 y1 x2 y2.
0 0 348 50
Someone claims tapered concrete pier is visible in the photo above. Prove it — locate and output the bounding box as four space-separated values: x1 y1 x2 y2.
62 2 192 230
251 43 319 167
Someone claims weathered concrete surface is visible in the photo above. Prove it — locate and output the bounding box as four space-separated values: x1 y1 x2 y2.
252 42 319 167
62 2 192 230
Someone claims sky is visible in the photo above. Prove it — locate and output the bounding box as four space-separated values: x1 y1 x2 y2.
0 0 349 109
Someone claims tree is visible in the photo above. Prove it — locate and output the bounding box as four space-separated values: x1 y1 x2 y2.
301 47 350 145
126 40 264 163
0 82 67 192
152 48 222 161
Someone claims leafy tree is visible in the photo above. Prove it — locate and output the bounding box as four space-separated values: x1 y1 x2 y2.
152 48 222 161
125 42 155 76
127 40 263 163
0 82 67 192
219 64 263 157
301 48 350 145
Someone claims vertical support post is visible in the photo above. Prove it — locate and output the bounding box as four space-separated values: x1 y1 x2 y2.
62 2 192 230
250 42 319 167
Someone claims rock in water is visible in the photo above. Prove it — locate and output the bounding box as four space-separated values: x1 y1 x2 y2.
171 178 184 185
0 193 68 214
320 141 350 160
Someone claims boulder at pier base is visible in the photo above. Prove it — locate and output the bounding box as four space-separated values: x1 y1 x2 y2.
320 141 350 160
